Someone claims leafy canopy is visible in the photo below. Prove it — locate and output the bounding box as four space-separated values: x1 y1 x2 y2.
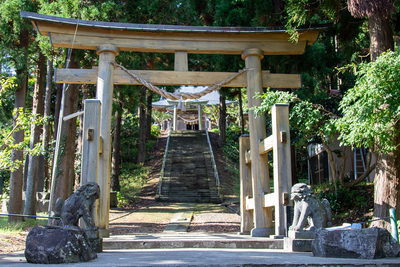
252 90 338 147
337 51 400 153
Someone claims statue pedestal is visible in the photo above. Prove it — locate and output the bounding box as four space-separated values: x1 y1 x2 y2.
84 229 103 253
284 230 314 252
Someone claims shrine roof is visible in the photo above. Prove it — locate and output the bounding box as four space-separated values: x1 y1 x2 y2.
21 11 328 34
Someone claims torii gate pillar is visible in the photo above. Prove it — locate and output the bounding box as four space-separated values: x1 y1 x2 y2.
96 44 119 238
242 48 274 237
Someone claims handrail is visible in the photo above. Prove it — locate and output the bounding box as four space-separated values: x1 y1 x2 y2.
158 127 171 197
205 122 220 197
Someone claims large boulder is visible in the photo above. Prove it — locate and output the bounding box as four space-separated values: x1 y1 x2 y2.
25 226 97 264
312 227 400 259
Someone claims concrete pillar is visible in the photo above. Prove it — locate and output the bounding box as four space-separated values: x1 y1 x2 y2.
173 105 177 131
96 44 119 238
242 48 273 237
198 104 202 130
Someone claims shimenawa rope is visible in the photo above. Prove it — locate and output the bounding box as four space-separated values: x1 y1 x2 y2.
112 62 247 100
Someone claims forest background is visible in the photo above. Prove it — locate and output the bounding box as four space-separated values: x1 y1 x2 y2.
0 0 399 232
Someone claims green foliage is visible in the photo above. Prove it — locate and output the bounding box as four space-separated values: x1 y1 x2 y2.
118 164 149 206
252 90 338 148
221 124 248 163
203 104 220 127
151 110 172 128
314 182 368 212
337 51 400 153
119 113 140 161
0 214 47 234
116 191 128 207
150 124 161 140
0 108 44 171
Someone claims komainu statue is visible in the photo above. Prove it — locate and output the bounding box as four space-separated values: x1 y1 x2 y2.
54 182 100 230
289 183 332 232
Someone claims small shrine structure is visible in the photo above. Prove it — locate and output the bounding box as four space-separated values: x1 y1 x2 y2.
153 87 235 131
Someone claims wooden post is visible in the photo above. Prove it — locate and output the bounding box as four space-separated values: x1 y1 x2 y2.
239 135 253 234
96 44 119 238
198 104 202 130
272 104 292 237
242 48 273 237
174 51 188 71
80 99 101 228
173 51 187 132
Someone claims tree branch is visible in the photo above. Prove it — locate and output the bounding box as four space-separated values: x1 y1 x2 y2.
344 162 376 188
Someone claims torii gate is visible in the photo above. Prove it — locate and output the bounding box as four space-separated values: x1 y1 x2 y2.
21 11 324 238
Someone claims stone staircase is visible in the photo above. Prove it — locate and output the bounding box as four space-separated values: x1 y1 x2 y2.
157 130 221 203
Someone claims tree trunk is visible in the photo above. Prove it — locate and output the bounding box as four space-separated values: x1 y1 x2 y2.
43 58 53 192
369 14 394 62
238 89 245 135
371 121 400 230
51 50 79 209
24 50 46 216
339 151 347 184
111 102 122 192
53 83 63 141
321 139 338 185
8 30 29 223
146 91 153 140
367 13 398 231
219 94 226 146
74 84 89 191
137 88 147 164
345 163 376 188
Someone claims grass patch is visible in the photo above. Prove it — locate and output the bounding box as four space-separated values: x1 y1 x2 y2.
193 203 227 214
0 214 47 234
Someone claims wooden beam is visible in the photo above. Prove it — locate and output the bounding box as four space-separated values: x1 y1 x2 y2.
245 193 277 210
264 193 277 208
21 12 324 55
49 33 309 55
259 136 274 155
246 196 255 211
55 69 302 88
174 51 188 71
245 150 251 164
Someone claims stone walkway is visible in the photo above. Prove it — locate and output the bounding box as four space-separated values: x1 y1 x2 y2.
2 247 400 266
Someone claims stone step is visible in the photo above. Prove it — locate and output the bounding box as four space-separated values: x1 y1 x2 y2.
103 234 283 250
157 196 222 203
159 130 221 203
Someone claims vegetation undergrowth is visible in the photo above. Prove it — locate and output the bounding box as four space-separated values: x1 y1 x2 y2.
313 182 374 226
117 163 150 207
218 125 249 197
116 124 160 207
0 215 47 234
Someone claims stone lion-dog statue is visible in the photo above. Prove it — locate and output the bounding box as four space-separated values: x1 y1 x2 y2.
55 182 100 230
289 183 332 232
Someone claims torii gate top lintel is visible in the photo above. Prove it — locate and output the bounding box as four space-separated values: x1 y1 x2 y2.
20 11 327 55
